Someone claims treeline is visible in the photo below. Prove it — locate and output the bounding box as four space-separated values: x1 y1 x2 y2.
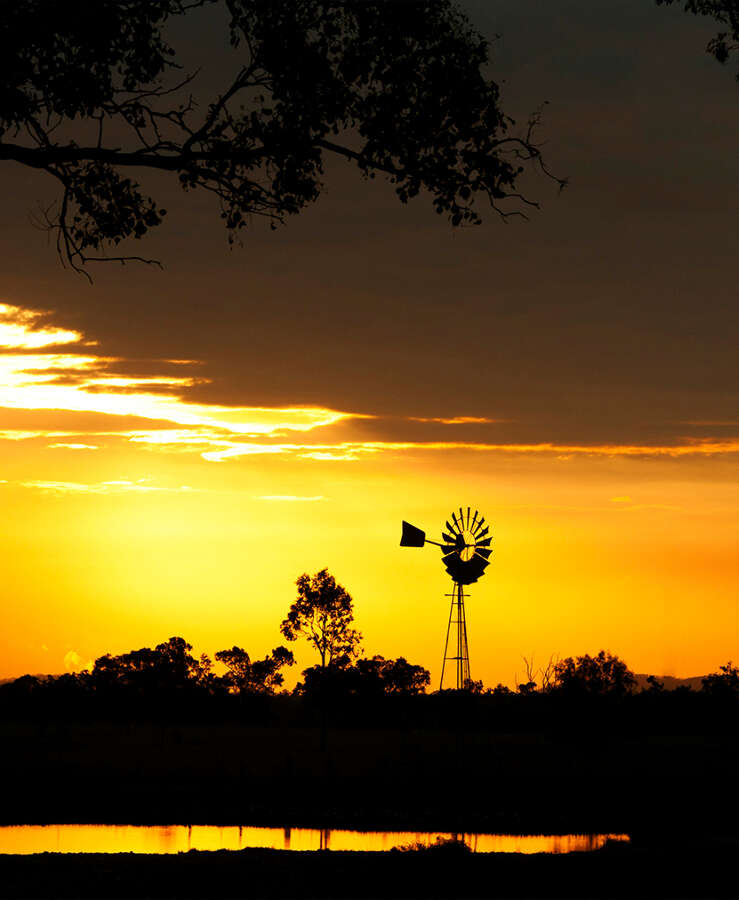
3 568 739 732
3 641 739 734
0 635 429 720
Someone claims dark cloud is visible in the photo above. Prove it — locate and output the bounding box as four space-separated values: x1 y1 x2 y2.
0 0 736 448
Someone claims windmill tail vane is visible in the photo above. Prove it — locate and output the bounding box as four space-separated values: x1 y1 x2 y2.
400 507 492 691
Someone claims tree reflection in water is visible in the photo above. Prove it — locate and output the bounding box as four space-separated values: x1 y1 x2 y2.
0 825 629 855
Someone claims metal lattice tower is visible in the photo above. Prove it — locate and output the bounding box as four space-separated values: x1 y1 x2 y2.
440 581 471 691
400 506 492 691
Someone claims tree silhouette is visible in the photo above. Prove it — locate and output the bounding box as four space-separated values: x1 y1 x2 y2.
90 636 211 693
280 569 362 669
215 644 294 694
657 0 739 78
0 0 563 275
353 655 431 695
551 650 636 697
702 661 739 696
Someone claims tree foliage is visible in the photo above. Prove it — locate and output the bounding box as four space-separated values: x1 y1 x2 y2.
296 655 430 702
702 661 739 696
657 0 739 78
358 655 431 695
0 0 562 275
214 644 294 694
91 636 212 692
280 568 362 668
551 650 636 697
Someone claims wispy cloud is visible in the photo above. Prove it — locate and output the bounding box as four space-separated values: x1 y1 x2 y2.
63 650 92 673
256 495 325 502
0 430 77 441
47 443 99 450
19 479 196 495
0 303 83 349
183 438 739 463
409 416 501 425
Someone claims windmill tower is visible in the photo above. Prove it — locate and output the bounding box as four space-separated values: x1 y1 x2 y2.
400 507 492 690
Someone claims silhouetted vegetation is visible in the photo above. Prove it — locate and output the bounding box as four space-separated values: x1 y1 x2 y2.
215 644 295 694
281 569 362 670
657 0 739 79
4 634 739 738
551 651 637 697
1 567 738 732
0 0 563 275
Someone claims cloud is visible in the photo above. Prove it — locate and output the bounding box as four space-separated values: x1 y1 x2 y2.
256 495 325 502
63 650 92 673
183 438 739 463
0 430 72 441
19 479 195 495
0 303 359 443
1 303 738 465
409 416 502 425
0 303 82 349
609 495 681 512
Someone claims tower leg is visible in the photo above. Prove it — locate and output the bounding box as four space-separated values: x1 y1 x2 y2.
440 589 455 691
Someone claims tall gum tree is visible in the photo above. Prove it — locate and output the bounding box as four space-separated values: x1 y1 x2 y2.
280 569 362 670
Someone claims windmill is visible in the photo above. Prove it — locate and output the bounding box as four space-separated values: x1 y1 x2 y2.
400 507 492 690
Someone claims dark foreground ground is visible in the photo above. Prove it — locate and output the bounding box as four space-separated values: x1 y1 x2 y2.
3 840 739 899
3 721 739 899
2 721 739 833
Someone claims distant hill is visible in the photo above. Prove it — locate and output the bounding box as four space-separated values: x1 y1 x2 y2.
0 675 49 686
0 673 711 691
633 673 705 691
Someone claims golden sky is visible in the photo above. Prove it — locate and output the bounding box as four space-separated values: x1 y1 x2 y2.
1 300 737 687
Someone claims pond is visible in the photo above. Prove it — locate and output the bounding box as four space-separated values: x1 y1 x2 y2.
0 825 629 855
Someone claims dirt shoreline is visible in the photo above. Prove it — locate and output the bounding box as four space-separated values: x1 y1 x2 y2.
1 841 738 899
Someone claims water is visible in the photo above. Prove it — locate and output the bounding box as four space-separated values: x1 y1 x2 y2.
0 825 629 855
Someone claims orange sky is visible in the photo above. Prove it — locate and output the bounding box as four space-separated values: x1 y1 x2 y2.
1 300 737 687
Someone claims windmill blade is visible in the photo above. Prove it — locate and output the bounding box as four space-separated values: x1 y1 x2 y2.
466 506 471 528
443 553 487 581
470 556 490 573
473 516 485 535
442 532 455 545
443 555 466 581
475 526 489 541
475 549 492 560
459 507 465 529
451 512 462 532
446 520 458 536
475 537 492 548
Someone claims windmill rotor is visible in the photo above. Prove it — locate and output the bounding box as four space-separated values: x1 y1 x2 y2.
438 506 492 585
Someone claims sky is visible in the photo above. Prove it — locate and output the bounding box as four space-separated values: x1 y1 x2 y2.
0 0 737 688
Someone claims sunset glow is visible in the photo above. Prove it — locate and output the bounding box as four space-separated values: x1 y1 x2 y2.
1 297 737 689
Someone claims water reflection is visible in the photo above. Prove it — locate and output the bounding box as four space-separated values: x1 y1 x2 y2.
0 825 629 855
